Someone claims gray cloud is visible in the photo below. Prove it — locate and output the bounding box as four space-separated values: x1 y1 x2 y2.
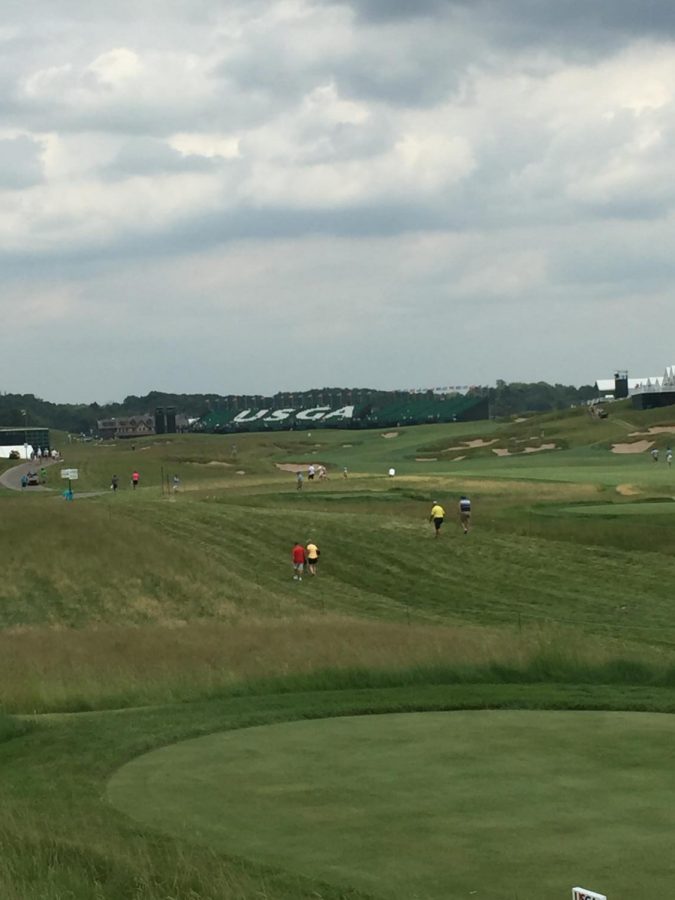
0 135 43 188
102 138 217 180
341 0 675 40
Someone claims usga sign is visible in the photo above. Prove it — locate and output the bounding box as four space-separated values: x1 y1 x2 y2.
232 405 354 424
573 888 607 900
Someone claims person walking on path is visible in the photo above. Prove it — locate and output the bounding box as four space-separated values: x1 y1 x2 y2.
429 501 445 537
132 471 140 490
40 466 47 484
308 464 315 481
305 540 320 575
20 474 27 489
292 542 306 580
459 495 472 534
111 474 119 492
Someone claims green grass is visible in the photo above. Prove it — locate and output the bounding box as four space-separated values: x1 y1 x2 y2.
561 500 675 516
4 686 675 899
4 407 675 896
108 709 675 900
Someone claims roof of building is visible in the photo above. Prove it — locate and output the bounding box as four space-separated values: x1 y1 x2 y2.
595 377 660 392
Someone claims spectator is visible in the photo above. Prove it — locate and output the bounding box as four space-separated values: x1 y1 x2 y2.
292 542 306 580
305 540 320 576
459 496 472 534
429 501 445 537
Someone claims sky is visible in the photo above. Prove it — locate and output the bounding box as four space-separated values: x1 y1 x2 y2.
2 0 675 402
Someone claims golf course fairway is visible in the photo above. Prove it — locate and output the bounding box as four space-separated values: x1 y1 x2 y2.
108 709 675 899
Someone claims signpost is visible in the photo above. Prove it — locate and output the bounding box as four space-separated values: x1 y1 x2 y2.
573 888 607 900
61 468 79 501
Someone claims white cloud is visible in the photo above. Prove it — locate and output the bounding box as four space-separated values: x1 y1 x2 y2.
2 1 675 398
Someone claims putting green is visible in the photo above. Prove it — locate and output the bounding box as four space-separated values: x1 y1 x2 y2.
108 711 675 899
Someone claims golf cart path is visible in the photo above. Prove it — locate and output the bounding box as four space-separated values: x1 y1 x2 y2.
0 460 105 498
0 459 57 491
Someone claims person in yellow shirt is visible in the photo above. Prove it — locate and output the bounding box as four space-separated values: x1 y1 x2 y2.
429 501 445 537
305 540 320 575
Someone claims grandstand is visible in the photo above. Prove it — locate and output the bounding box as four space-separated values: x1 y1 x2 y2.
631 365 675 410
195 388 488 433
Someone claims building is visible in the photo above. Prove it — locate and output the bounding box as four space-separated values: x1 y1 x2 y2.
96 416 155 440
0 426 50 459
596 366 675 410
594 371 660 399
630 365 675 410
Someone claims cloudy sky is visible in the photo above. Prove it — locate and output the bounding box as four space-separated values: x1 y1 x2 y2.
2 0 675 401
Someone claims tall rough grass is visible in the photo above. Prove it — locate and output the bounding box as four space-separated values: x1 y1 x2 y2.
0 618 669 713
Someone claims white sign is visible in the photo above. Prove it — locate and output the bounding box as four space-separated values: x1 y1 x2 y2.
573 888 607 900
61 469 79 480
233 405 355 424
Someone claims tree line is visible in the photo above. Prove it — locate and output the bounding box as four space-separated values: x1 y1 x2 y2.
0 381 598 434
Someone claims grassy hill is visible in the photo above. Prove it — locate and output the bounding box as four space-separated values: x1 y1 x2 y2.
3 405 675 897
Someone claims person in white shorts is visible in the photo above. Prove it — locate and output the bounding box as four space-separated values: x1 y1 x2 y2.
459 496 471 534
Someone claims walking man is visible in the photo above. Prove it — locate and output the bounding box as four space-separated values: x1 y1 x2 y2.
296 470 304 490
132 471 140 490
459 495 472 534
305 540 320 575
429 500 445 537
292 541 306 580
111 474 119 492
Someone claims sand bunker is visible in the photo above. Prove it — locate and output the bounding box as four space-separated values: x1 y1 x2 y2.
617 484 641 496
629 426 675 436
415 457 438 462
188 460 233 467
381 432 399 439
275 463 325 472
443 438 498 452
342 444 353 448
611 440 654 454
524 443 556 454
492 443 557 457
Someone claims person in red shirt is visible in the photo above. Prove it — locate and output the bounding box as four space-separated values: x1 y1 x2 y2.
132 471 140 490
292 542 306 581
